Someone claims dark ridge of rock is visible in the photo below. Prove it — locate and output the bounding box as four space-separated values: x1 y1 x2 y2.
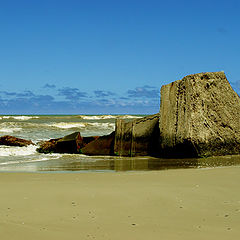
37 138 60 154
81 132 115 156
37 134 100 154
159 71 240 158
114 114 160 157
37 132 83 154
55 132 83 153
82 136 99 146
0 135 34 147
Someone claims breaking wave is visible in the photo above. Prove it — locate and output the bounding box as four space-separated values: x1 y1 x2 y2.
0 127 22 134
77 115 143 120
0 122 23 134
0 116 39 120
88 122 115 129
0 145 37 157
78 115 116 120
48 122 86 129
120 115 143 119
46 122 115 130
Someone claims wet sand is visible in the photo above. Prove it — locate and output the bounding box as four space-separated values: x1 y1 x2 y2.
0 167 240 240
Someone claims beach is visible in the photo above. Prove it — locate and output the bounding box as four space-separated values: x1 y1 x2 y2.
1 167 240 240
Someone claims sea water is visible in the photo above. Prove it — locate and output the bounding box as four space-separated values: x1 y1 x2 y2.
0 115 240 172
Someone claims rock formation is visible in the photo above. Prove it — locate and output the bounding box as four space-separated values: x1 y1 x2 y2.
159 71 240 157
37 132 82 154
114 114 160 156
55 132 83 153
81 132 115 155
37 133 99 154
37 138 60 154
0 135 34 147
8 71 239 159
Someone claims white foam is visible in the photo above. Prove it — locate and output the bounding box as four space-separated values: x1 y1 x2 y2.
0 157 57 166
120 115 142 119
78 115 142 120
0 116 39 120
13 116 37 120
48 122 86 129
0 127 22 133
0 145 37 157
47 122 115 130
88 122 115 129
79 115 116 120
0 116 11 119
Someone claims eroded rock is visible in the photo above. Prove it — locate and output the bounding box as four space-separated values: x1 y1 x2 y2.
37 132 83 154
114 114 160 156
159 71 240 157
37 138 60 153
81 132 115 155
0 135 34 147
55 132 83 153
37 133 100 154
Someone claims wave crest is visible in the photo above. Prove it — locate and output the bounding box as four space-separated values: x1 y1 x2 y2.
0 116 39 120
47 122 86 129
0 145 37 157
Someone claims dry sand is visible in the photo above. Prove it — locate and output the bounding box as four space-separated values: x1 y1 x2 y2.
0 167 240 240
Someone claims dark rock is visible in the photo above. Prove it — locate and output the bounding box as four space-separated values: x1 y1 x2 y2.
37 138 60 153
0 135 34 147
82 136 99 146
37 133 99 154
55 132 83 153
81 132 115 155
114 114 160 156
37 132 84 154
159 71 240 158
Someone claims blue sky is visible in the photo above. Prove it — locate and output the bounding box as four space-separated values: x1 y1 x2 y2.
0 0 239 114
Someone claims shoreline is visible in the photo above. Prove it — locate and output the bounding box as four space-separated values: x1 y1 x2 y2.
1 166 240 240
1 153 240 173
0 164 239 173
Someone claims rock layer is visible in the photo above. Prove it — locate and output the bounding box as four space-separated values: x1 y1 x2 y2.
114 114 160 156
81 132 115 155
159 71 240 157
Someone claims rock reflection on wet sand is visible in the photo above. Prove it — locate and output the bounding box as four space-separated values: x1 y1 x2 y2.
19 154 240 172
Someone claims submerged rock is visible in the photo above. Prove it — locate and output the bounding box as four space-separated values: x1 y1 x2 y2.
159 71 240 157
114 114 160 156
0 135 34 147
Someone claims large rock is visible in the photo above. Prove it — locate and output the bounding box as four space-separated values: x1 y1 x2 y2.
0 135 34 147
114 114 160 156
81 132 115 155
159 71 240 157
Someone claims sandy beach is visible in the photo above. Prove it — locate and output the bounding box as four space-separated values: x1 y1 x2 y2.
0 167 240 240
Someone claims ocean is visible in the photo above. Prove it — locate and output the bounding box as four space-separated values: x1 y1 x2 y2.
0 115 240 172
